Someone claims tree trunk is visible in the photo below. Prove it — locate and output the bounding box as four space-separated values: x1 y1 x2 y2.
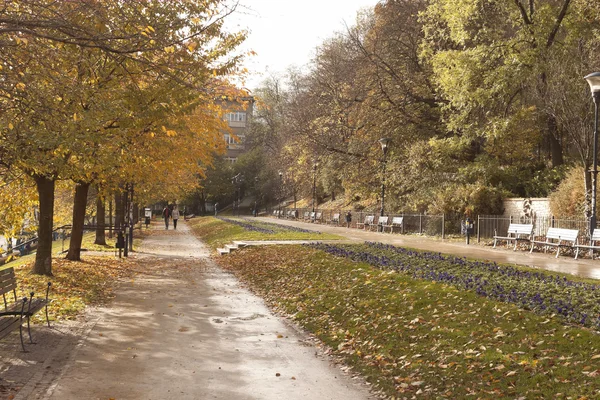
94 194 107 246
115 191 124 232
108 198 113 238
33 175 55 276
547 116 564 168
66 182 90 261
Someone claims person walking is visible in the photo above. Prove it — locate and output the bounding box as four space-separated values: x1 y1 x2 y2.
172 205 180 230
162 205 171 230
214 202 219 216
345 210 352 228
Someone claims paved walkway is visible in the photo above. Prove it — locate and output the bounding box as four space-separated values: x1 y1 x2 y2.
252 217 600 280
30 221 373 400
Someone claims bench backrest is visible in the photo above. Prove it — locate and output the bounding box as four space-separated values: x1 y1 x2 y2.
304 212 310 218
545 227 579 242
0 267 17 309
591 229 600 242
378 216 389 225
364 215 375 224
506 223 534 235
310 212 315 219
391 217 403 225
315 212 322 219
331 213 340 221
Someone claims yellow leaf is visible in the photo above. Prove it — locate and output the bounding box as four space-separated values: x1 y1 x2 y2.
164 46 175 53
147 25 155 33
161 125 167 132
187 41 198 52
73 113 78 122
8 123 14 130
16 82 26 90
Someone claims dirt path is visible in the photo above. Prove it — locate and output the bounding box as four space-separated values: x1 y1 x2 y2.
7 221 373 400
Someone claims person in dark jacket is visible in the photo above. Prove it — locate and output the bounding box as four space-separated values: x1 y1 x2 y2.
162 205 171 230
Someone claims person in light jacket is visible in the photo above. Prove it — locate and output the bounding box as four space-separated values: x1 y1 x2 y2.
172 205 180 230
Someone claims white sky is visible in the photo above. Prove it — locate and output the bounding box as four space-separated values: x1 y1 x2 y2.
224 0 381 90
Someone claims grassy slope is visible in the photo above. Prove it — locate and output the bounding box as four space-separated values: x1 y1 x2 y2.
187 216 343 250
218 245 600 399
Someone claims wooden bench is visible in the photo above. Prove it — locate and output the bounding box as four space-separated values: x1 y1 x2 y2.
377 216 389 232
326 213 340 225
574 229 600 259
1 267 52 351
314 212 323 223
493 223 534 251
357 215 375 230
303 211 310 221
530 227 579 258
383 216 403 233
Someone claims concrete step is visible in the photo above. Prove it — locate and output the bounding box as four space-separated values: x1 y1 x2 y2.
225 244 239 251
217 248 230 256
233 241 248 248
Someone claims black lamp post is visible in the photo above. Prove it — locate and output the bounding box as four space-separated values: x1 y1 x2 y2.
585 73 600 239
312 163 318 215
254 176 259 217
379 138 391 232
278 171 283 218
232 173 241 216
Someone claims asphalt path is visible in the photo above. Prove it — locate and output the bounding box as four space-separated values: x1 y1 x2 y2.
37 221 374 400
253 216 600 280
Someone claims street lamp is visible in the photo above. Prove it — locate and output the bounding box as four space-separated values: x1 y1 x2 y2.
312 163 318 215
379 138 391 232
278 171 283 218
585 72 600 239
254 176 259 217
232 173 241 216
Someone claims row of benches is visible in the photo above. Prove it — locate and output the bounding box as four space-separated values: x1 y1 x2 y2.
272 210 405 232
493 223 600 259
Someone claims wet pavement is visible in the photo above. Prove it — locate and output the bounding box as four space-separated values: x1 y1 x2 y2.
34 221 374 400
252 217 600 280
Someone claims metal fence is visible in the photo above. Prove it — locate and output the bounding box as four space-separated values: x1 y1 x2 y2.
276 208 592 243
476 215 590 243
280 207 446 237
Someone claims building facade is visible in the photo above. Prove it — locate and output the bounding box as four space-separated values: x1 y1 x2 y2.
222 96 254 163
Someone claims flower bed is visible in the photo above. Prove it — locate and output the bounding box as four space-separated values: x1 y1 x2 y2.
308 242 600 330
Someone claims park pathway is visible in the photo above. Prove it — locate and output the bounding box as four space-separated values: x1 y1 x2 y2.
252 216 600 280
38 221 374 400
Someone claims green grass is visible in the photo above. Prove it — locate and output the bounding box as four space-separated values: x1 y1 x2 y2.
188 216 343 249
218 245 600 399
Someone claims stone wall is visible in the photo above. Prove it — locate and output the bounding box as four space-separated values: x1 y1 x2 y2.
503 198 550 217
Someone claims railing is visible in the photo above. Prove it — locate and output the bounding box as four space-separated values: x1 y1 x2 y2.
477 215 590 243
279 207 446 238
274 209 593 243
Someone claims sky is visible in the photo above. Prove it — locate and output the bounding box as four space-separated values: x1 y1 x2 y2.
224 0 381 91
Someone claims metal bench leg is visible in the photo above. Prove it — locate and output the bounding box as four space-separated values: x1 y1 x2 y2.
555 246 560 258
19 323 26 352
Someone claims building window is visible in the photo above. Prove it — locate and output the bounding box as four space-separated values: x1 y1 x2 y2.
225 112 246 122
224 157 237 163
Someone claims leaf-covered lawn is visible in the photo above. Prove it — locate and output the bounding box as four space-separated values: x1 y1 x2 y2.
217 245 600 399
188 216 343 249
3 256 136 323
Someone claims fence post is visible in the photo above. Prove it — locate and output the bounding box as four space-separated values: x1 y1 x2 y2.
477 215 481 243
402 213 405 234
419 214 423 234
441 214 445 239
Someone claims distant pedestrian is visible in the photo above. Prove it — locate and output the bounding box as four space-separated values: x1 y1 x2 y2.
162 205 171 230
345 211 352 228
172 206 180 230
214 202 219 216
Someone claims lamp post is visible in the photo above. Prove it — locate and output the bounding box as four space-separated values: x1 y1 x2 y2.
278 171 283 218
254 176 259 217
585 72 600 239
312 163 318 215
379 138 391 232
232 173 241 216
